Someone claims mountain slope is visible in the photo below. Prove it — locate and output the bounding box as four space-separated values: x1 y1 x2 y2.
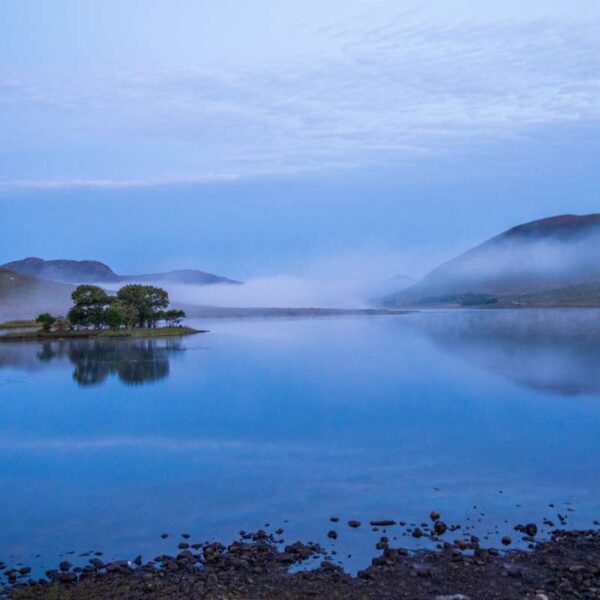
2 257 239 286
384 214 600 307
0 268 74 320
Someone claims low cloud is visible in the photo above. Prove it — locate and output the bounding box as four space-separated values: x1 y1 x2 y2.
152 249 442 308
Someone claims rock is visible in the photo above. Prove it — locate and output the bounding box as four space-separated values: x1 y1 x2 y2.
59 560 72 572
106 560 130 573
89 558 105 569
434 520 448 535
327 530 338 539
161 533 169 539
501 536 512 546
412 528 423 538
330 517 339 522
369 520 396 527
348 520 361 528
283 541 323 561
430 511 441 521
133 555 142 566
525 523 538 537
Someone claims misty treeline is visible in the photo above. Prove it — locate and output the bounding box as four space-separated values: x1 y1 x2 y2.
36 284 186 332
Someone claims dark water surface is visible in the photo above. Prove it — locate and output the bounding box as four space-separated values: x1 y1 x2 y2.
1 310 599 573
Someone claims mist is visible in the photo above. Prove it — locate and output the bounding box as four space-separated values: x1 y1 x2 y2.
112 250 433 309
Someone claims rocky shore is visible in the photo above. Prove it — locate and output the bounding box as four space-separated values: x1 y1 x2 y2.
3 523 600 600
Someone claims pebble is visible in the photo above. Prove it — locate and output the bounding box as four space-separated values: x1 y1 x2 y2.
525 523 538 537
434 520 448 535
59 560 72 572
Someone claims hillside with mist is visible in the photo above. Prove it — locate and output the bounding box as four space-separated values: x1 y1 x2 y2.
0 268 74 320
2 257 240 286
384 214 600 308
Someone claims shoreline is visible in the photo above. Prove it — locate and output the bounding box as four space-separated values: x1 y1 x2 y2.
179 306 414 318
0 326 204 343
3 525 599 599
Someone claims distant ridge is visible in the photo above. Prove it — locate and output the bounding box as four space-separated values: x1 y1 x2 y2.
2 257 240 286
384 214 600 308
2 257 120 283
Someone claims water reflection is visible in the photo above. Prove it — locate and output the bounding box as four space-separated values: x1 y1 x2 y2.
0 315 599 575
408 309 600 396
2 338 183 386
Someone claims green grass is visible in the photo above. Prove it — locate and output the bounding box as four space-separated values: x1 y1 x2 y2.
0 326 203 342
0 319 40 329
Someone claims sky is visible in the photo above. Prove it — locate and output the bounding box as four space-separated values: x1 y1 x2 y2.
1 0 600 282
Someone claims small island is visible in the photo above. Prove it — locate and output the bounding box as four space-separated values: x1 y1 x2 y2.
0 283 204 342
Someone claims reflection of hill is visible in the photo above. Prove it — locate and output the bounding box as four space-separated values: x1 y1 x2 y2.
409 309 600 396
0 338 183 386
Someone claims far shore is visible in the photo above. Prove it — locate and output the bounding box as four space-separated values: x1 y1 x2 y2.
0 326 204 343
180 306 414 318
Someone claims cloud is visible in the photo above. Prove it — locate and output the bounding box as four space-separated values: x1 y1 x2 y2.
1 7 600 187
0 174 241 191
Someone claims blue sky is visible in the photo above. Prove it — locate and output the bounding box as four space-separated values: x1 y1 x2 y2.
1 0 600 280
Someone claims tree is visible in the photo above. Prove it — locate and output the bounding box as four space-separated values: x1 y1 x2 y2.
116 284 169 328
53 316 71 332
70 285 111 329
67 305 90 330
37 313 56 332
163 309 186 327
120 303 139 331
105 304 125 330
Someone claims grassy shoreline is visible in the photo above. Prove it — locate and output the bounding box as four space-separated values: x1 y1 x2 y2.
0 320 40 329
0 326 204 343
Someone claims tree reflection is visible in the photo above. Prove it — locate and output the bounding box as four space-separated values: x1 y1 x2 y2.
35 338 181 386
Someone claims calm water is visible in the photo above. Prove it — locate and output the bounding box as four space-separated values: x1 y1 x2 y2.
1 310 600 574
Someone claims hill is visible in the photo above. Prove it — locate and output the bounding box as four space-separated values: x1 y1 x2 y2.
384 214 600 307
123 269 239 286
0 268 73 320
2 257 240 286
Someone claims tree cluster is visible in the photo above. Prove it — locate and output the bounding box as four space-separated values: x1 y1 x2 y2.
37 284 186 332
